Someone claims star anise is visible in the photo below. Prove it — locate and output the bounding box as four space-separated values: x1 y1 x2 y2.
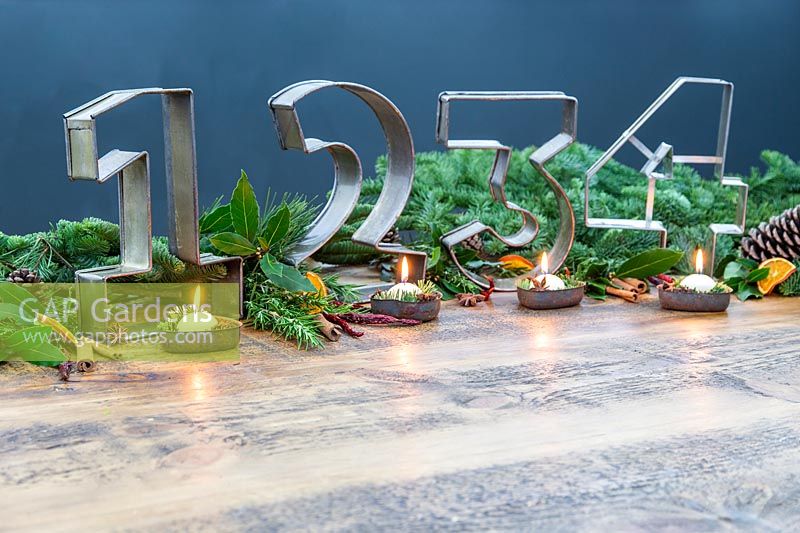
106 322 128 345
456 293 486 307
519 276 548 291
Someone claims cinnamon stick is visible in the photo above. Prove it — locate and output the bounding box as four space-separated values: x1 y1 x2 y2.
606 286 638 303
313 314 343 342
77 360 98 373
611 277 637 292
622 277 647 294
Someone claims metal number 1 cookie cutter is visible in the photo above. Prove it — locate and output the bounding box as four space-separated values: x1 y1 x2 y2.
584 76 748 273
63 88 243 313
436 91 577 291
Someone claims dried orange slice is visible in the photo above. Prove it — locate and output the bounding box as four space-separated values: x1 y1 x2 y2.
757 257 797 295
304 272 328 314
305 272 328 297
498 254 535 271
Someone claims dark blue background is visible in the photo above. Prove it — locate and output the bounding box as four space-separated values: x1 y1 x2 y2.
1 0 798 234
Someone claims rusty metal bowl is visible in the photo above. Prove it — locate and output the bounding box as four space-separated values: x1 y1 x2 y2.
658 286 731 313
370 297 441 322
517 284 585 310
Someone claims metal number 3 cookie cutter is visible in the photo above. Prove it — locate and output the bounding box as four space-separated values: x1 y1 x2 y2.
436 91 578 291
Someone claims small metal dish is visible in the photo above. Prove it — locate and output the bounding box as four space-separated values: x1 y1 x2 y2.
370 297 441 322
658 286 731 313
517 284 585 310
163 317 242 353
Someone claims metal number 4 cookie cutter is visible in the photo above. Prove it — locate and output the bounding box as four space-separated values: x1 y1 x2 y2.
63 88 243 311
436 91 578 290
269 80 427 292
584 76 748 273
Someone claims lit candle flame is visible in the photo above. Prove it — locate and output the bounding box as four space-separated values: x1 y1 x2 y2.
540 252 549 275
695 249 704 274
400 256 409 283
193 285 202 311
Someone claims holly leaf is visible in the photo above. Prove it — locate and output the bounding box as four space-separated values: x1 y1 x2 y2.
723 260 748 280
199 203 232 234
261 204 291 249
436 283 455 301
724 276 744 288
736 283 763 301
259 254 315 292
575 258 610 281
738 257 759 270
746 267 770 283
209 232 257 256
585 279 610 301
230 170 259 242
615 248 683 279
714 254 737 279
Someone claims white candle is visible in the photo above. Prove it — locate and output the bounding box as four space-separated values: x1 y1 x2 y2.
386 256 421 298
176 286 219 332
680 249 716 292
534 252 566 290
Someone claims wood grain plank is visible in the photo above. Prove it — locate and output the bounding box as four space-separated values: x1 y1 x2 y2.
1 291 799 531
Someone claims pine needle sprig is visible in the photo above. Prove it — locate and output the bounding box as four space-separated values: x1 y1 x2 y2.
778 260 800 296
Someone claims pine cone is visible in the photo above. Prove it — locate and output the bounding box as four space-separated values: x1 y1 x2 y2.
6 267 40 284
462 233 485 254
741 205 800 262
381 227 400 244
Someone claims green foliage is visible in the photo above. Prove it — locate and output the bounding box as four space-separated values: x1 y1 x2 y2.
199 196 232 234
200 171 362 347
203 170 317 292
231 170 260 241
416 279 439 296
615 249 684 279
0 282 65 366
321 273 361 303
261 204 291 249
259 255 314 292
778 260 800 296
573 248 681 300
318 144 800 280
0 218 225 284
209 232 258 256
517 275 582 291
721 258 770 301
372 288 420 302
244 270 357 349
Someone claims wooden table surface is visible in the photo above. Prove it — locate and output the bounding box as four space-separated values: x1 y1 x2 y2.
2 291 800 531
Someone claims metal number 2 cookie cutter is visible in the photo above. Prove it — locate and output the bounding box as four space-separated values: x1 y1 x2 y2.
436 91 577 290
63 88 243 311
269 80 427 292
584 76 748 273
